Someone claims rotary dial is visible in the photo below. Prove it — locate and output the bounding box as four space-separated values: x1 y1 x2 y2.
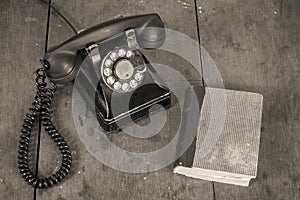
101 48 146 93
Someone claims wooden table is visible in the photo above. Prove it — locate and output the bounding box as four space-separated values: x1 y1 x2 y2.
1 0 299 199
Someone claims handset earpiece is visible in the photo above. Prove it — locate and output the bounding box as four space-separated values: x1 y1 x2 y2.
136 27 166 49
43 13 166 83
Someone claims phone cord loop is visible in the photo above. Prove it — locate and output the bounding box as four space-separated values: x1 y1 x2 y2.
17 60 72 189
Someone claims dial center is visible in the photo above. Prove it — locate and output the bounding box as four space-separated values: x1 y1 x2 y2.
114 59 134 80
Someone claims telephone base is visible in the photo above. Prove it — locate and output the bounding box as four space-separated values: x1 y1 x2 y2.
96 92 171 132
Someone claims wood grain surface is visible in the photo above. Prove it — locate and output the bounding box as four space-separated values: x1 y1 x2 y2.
0 0 48 199
197 0 300 199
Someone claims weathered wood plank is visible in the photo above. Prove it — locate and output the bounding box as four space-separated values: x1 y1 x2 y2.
36 0 213 199
197 0 300 199
0 0 49 199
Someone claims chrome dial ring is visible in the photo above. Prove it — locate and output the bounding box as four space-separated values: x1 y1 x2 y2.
100 48 146 93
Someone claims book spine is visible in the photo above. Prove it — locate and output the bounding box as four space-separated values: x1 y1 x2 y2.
174 86 204 168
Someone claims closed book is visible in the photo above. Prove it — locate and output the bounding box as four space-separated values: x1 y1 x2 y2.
174 87 263 186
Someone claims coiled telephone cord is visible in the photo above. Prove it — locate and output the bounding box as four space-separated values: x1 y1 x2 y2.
17 60 72 189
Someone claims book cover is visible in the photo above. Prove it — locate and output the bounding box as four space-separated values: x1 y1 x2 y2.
174 87 263 186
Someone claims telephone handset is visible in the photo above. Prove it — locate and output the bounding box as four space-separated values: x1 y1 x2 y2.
18 14 171 188
44 14 166 83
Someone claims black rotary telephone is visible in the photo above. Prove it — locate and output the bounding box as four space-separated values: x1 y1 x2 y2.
18 14 171 189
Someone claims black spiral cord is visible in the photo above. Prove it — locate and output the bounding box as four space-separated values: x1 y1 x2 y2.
18 60 72 189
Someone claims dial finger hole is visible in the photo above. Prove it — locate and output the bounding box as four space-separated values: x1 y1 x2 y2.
126 50 134 58
107 76 115 85
110 52 118 61
130 80 137 88
134 73 143 81
105 59 113 67
103 68 112 76
122 83 129 92
118 49 126 57
114 82 121 90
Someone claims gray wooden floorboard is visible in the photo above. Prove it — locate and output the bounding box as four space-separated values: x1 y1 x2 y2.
0 0 48 199
197 0 300 199
36 0 213 199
